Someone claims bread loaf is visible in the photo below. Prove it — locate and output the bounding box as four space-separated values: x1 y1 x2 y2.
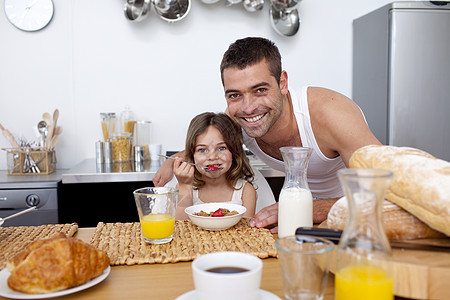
327 197 444 240
6 234 110 294
349 145 450 236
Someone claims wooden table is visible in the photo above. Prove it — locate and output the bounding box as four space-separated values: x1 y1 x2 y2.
1 228 428 300
42 228 336 300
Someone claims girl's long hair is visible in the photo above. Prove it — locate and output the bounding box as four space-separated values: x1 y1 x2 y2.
184 112 254 190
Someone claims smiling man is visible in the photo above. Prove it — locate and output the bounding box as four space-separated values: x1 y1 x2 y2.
153 37 381 231
221 37 380 230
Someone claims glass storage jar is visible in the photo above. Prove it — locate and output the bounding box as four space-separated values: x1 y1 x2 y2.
110 132 132 162
134 120 152 160
100 112 117 142
120 105 135 139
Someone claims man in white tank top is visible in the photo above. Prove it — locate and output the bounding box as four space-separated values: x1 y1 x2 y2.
242 86 346 201
153 37 381 230
220 37 380 229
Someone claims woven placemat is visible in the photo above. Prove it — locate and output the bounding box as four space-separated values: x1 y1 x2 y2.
0 223 78 270
90 219 277 266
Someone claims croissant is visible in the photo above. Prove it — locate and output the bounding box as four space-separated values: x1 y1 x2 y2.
6 233 110 294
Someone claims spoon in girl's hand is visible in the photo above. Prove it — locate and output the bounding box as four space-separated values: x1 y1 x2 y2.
158 155 224 172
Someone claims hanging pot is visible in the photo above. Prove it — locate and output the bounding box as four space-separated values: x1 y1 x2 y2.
243 0 264 12
270 5 300 36
124 0 151 22
152 0 191 22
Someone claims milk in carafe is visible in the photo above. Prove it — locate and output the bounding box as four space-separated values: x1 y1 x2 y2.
277 147 313 238
278 187 313 238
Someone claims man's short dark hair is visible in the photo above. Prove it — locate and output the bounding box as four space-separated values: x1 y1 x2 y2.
220 37 282 85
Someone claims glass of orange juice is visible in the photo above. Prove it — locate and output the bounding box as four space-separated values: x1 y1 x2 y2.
133 187 178 244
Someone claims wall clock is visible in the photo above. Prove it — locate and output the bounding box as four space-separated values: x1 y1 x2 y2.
4 0 54 32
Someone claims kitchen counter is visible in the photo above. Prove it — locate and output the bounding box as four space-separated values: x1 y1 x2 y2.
62 157 284 184
0 169 66 188
62 159 160 184
58 157 284 227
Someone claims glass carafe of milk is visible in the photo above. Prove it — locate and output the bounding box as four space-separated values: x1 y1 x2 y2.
278 147 313 238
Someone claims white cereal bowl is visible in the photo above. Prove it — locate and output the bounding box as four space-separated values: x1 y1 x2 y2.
185 203 246 231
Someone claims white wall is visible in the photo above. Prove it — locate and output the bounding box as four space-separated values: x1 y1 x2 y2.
0 0 394 170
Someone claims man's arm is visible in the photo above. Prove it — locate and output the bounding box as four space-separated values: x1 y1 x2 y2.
308 87 381 223
152 151 185 187
249 198 337 232
309 87 382 167
250 88 382 229
313 199 338 224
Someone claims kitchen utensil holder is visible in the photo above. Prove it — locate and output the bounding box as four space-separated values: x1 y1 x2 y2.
3 147 57 175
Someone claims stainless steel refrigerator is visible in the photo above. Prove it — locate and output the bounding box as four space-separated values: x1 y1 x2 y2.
353 1 450 161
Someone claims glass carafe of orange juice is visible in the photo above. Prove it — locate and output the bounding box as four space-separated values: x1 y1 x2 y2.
336 168 394 300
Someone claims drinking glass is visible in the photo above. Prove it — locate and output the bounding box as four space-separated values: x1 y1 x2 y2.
276 235 334 300
133 187 178 244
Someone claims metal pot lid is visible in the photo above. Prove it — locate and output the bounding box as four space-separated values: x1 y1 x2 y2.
152 0 191 23
270 6 300 36
124 0 151 22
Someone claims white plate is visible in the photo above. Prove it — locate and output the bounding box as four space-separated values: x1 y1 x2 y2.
0 266 110 299
176 289 281 300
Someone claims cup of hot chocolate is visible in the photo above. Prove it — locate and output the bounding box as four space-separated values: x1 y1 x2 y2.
192 251 262 300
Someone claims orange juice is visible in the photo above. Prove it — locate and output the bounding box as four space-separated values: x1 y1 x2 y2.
140 214 175 239
335 265 393 300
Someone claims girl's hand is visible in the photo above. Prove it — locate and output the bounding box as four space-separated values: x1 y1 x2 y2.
173 158 194 220
173 158 194 186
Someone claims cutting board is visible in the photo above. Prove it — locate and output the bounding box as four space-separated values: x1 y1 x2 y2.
389 238 450 299
328 233 450 299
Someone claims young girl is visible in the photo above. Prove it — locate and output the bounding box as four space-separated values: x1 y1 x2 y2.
173 112 257 220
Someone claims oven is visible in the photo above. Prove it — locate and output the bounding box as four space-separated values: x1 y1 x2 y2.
0 171 60 226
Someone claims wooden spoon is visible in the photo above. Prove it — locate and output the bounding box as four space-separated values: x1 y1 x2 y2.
54 126 63 137
46 124 54 148
50 135 59 150
42 112 51 124
0 123 20 149
52 109 59 127
46 109 59 148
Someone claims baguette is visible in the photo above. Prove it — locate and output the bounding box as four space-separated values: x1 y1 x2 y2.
7 234 110 294
349 145 450 236
327 197 444 240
